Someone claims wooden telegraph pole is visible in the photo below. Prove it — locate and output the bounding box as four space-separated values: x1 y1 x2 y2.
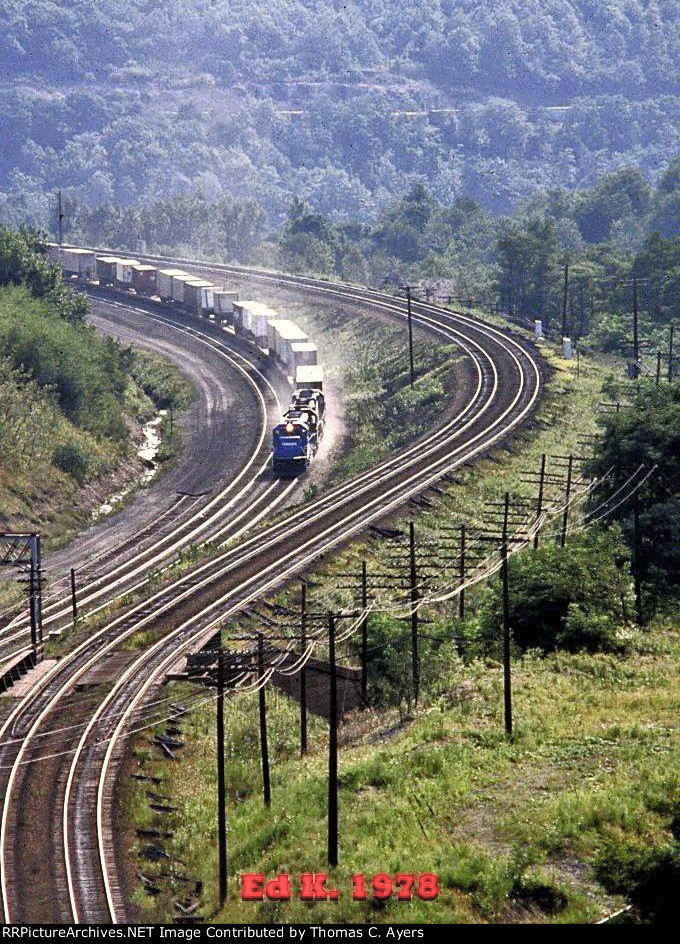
458 523 466 620
561 454 574 548
360 561 368 704
501 493 513 736
216 649 228 907
256 633 271 807
408 521 420 704
406 286 415 387
299 583 308 756
327 613 338 867
534 453 547 549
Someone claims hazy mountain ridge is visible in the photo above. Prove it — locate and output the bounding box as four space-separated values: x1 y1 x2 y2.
1 1 678 226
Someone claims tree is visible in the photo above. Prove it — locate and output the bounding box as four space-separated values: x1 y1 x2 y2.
495 218 559 325
587 382 680 599
471 528 632 655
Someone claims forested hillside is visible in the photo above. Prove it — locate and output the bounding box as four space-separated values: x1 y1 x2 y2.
0 228 192 541
1 1 678 227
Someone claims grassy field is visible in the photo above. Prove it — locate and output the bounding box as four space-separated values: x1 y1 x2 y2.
125 611 679 924
118 340 680 924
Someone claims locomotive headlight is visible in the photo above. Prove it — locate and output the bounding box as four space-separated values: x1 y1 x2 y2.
285 423 294 433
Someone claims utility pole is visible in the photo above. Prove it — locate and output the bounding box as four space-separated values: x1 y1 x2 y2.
256 633 271 807
458 523 466 620
534 453 546 550
70 568 78 626
408 520 420 705
561 262 569 339
327 613 338 868
57 190 64 246
28 534 43 662
300 583 307 756
501 493 512 736
669 323 675 383
216 648 227 908
360 561 368 705
633 489 643 626
405 286 415 387
561 454 574 548
633 278 639 364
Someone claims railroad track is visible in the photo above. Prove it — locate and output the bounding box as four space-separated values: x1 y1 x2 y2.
0 297 298 670
0 265 542 924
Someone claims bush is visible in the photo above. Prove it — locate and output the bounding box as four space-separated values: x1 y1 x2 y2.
595 841 680 923
128 349 195 411
52 442 90 483
558 603 618 652
0 285 128 442
470 528 631 655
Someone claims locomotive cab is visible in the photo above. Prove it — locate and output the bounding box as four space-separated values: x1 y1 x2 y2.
272 419 312 476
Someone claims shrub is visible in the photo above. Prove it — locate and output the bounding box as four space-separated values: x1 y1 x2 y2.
558 603 619 652
595 841 680 923
471 528 631 655
52 442 90 483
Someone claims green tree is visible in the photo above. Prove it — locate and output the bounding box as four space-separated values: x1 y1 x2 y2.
471 529 631 655
587 381 680 599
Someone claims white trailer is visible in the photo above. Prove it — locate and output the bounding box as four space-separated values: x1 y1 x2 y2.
295 365 324 390
277 322 309 368
213 290 238 325
60 248 97 279
213 290 238 314
246 302 271 344
172 273 196 304
96 255 120 286
290 341 318 371
114 258 140 287
157 269 187 302
267 317 289 354
233 299 262 334
184 280 215 314
250 310 269 344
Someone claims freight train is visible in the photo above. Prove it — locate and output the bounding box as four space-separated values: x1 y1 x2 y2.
47 244 325 476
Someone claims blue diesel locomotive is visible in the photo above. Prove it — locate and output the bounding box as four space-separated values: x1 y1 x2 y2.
272 388 326 476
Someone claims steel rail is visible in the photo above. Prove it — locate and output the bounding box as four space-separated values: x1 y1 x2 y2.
0 268 541 924
0 284 484 660
0 304 290 656
78 285 539 922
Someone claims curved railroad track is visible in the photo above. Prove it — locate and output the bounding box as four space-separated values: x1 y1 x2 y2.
0 264 543 924
0 296 297 669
